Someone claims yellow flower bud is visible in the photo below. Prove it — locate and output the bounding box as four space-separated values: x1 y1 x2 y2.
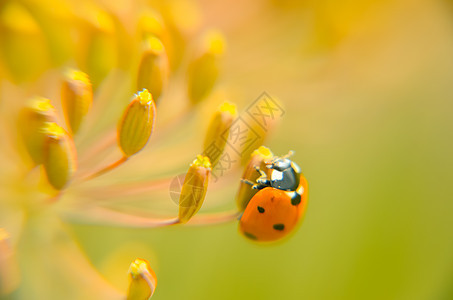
61 69 93 135
178 155 211 223
203 102 237 167
0 2 48 82
127 258 157 300
17 97 56 165
137 37 168 104
239 95 283 165
187 31 225 105
78 6 117 87
42 122 77 190
118 89 156 157
236 146 274 211
138 11 165 39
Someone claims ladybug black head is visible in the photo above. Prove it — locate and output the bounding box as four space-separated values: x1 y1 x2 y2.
265 151 300 191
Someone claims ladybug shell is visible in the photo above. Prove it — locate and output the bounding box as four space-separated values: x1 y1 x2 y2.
239 188 306 242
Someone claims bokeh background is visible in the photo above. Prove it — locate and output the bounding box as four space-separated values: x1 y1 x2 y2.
1 0 453 299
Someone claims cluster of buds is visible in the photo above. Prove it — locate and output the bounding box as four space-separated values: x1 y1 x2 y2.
2 2 305 298
11 22 232 296
11 55 293 299
17 71 89 191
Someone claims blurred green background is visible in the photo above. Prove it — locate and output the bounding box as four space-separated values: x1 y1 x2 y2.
1 0 453 299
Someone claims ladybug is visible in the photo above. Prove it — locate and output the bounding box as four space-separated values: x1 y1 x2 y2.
239 151 308 242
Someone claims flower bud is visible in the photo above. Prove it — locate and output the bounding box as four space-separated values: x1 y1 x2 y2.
240 95 283 165
17 97 56 165
42 122 77 190
160 0 201 71
127 258 157 300
178 155 211 223
187 30 225 105
61 69 93 135
203 102 237 167
137 11 165 40
236 146 274 211
118 89 156 157
0 2 48 82
79 7 117 87
137 37 168 104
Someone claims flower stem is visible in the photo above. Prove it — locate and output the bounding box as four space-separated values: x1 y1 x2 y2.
78 129 117 165
77 177 173 201
83 156 128 181
188 210 241 225
64 207 180 228
64 207 239 228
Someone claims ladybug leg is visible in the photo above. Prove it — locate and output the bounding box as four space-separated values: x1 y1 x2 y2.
240 178 267 190
254 166 271 187
240 179 255 186
254 166 267 176
241 167 271 190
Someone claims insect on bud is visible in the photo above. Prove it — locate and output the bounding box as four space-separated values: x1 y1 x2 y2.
137 36 168 104
118 89 156 157
17 97 56 165
61 69 93 135
187 30 225 105
178 155 211 224
236 146 274 212
42 122 77 190
127 258 157 300
203 102 237 167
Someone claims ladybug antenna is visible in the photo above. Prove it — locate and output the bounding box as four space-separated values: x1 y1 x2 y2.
265 150 295 165
281 150 294 159
265 150 295 169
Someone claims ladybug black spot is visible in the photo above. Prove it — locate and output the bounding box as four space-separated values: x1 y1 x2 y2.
273 224 285 231
257 206 265 213
244 232 257 240
291 194 301 206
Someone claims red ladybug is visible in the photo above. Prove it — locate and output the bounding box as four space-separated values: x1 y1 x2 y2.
239 152 308 242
